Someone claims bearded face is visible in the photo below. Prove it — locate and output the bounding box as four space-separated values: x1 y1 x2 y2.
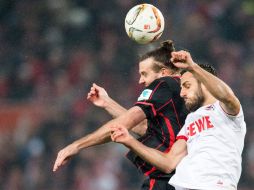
184 83 205 112
180 72 205 112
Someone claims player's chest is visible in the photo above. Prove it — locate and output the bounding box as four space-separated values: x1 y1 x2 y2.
186 115 215 138
185 109 225 142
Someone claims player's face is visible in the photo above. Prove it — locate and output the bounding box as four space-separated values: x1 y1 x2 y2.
138 58 162 87
180 72 205 112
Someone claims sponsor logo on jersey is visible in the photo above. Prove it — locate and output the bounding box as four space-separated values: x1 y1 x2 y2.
187 116 214 137
137 89 152 101
205 105 215 110
217 179 223 185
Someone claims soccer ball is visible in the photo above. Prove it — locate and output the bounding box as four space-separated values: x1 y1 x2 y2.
125 4 165 44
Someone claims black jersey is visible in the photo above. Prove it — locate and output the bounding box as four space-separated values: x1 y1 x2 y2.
126 76 188 179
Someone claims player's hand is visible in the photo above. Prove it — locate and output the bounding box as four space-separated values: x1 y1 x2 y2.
53 143 79 172
171 50 196 71
87 83 109 108
110 125 134 145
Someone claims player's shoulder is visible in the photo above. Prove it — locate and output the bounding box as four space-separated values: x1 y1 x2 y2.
150 76 181 88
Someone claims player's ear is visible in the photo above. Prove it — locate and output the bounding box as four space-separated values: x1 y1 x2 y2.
161 68 170 76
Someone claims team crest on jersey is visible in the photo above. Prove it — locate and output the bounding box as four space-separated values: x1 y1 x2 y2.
137 89 152 101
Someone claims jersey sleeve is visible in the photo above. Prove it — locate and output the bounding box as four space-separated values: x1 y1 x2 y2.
134 78 175 119
216 101 246 130
176 125 188 141
175 113 191 141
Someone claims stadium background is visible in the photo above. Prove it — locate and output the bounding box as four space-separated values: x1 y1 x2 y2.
0 0 254 189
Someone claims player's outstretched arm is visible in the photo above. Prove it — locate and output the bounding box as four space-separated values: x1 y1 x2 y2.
87 83 127 118
87 83 147 136
53 106 146 172
171 51 240 115
111 125 187 173
53 124 112 172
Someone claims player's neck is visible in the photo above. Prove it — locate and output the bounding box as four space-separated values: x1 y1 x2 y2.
167 73 181 78
202 96 217 106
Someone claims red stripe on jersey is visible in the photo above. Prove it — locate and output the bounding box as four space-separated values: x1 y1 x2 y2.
145 166 157 176
157 99 182 129
149 179 156 190
161 113 176 152
145 113 176 176
176 135 188 141
172 76 181 83
171 100 183 129
148 81 164 100
156 98 172 111
136 102 157 116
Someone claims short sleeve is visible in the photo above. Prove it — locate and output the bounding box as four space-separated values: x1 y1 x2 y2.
135 78 175 119
215 101 246 130
175 113 191 141
176 125 188 141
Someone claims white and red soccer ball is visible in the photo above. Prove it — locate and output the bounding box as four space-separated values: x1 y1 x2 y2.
125 4 165 44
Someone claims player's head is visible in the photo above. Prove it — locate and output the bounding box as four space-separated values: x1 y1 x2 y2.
180 64 217 112
138 40 180 87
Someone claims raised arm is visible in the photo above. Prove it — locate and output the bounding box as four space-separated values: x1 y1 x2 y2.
53 106 146 172
87 83 127 118
111 125 187 173
171 51 240 115
87 83 147 136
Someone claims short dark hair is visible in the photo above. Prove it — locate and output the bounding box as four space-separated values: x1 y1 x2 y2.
139 40 180 73
180 64 217 76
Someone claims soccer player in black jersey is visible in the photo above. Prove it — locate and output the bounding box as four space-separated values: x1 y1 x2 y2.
53 40 188 190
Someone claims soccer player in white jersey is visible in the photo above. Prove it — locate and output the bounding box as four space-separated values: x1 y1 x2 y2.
110 50 246 190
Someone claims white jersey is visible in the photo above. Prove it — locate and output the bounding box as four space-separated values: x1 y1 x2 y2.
169 101 246 190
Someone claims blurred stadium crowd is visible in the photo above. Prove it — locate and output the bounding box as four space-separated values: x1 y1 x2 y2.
0 0 254 190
